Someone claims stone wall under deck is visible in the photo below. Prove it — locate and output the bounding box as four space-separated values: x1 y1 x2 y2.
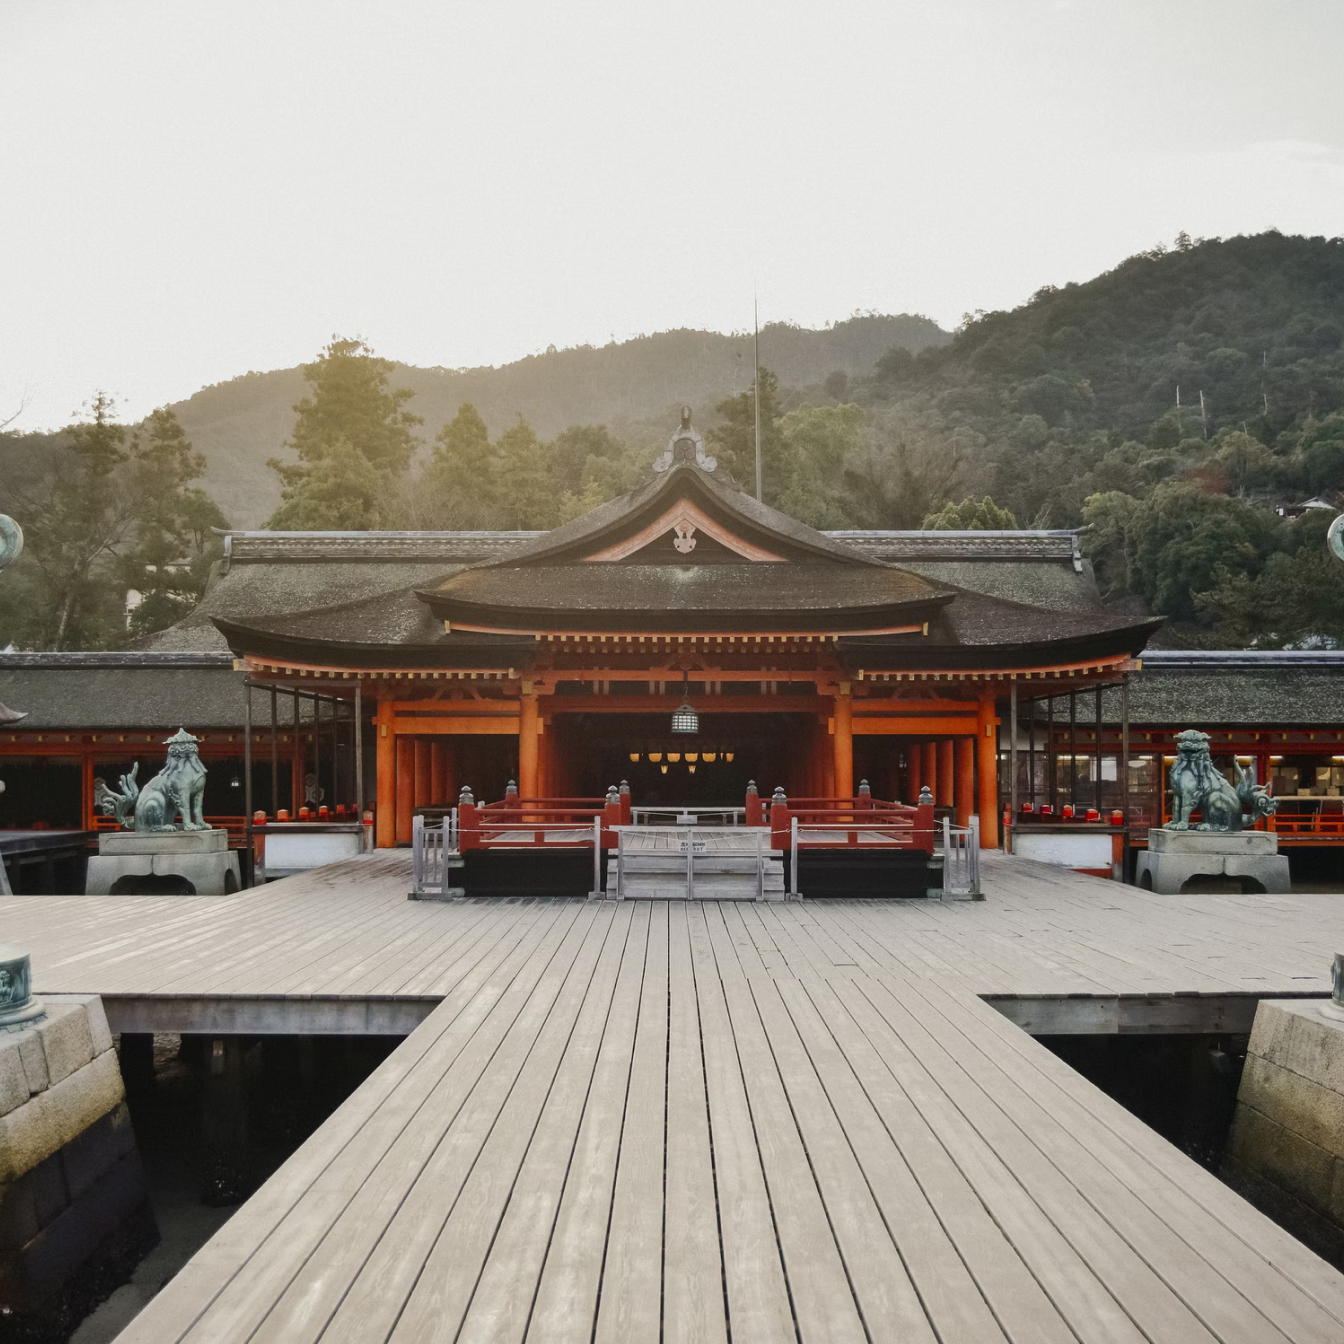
0 994 157 1329
1224 997 1344 1265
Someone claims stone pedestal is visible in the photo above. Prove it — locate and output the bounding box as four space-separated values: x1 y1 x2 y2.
1135 828 1290 895
1224 998 1344 1264
0 995 157 1321
85 830 240 896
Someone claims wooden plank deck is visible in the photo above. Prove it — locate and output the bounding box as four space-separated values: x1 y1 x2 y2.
4 852 1344 1341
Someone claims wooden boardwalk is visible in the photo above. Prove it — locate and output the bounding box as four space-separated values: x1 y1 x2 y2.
4 854 1344 1341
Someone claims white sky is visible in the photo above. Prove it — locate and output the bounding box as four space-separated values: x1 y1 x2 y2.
2 0 1342 431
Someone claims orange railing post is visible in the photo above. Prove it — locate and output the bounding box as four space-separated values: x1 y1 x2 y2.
458 786 479 850
770 787 791 852
602 785 622 849
914 788 936 853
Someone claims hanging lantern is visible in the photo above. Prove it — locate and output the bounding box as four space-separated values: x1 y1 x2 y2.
660 764 668 774
725 751 735 762
671 669 698 734
629 752 640 763
702 752 717 763
667 752 681 763
685 752 699 763
688 764 697 774
648 752 662 763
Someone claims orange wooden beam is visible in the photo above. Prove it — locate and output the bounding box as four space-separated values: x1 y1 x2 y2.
375 700 396 848
955 736 975 827
832 690 854 799
977 698 999 847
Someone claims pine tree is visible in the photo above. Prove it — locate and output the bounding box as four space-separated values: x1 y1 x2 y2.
267 337 421 529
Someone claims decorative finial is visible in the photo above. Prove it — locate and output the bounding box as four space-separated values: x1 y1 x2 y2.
652 407 717 474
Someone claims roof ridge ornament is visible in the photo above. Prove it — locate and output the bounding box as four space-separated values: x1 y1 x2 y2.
652 405 716 474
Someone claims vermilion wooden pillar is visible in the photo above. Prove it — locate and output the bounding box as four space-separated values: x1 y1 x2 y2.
938 738 955 809
908 742 922 801
519 694 539 798
375 700 395 847
832 690 853 799
292 735 304 814
395 737 414 844
956 736 975 826
413 738 431 812
977 697 999 847
81 749 96 831
430 739 449 804
922 740 937 802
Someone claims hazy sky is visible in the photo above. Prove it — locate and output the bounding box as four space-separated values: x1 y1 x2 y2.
3 1 1342 431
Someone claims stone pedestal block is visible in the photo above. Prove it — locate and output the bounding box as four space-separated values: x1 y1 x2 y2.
0 994 157 1318
1135 828 1290 894
86 829 239 895
1224 998 1344 1264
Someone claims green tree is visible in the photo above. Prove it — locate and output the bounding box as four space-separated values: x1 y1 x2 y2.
550 424 626 494
117 408 229 638
267 337 421 528
1197 510 1344 647
1084 481 1276 622
921 495 1018 530
4 397 223 648
268 437 391 530
493 417 555 528
708 367 783 488
418 403 496 527
773 404 864 528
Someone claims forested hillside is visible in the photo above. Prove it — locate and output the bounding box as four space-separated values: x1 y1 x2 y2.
49 315 947 530
836 231 1344 646
5 231 1344 651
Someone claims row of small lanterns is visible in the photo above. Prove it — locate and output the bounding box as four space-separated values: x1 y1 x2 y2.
628 749 736 775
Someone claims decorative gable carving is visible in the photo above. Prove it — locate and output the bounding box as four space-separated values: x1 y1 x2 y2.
583 500 784 563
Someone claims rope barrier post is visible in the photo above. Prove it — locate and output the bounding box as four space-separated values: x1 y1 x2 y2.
791 814 800 900
593 814 603 899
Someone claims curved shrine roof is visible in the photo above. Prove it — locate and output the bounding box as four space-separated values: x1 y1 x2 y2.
198 420 1160 672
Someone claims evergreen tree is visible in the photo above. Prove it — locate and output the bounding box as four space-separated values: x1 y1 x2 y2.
3 397 222 649
922 496 1018 530
118 408 228 638
267 337 421 529
708 367 783 489
493 417 556 528
418 403 495 527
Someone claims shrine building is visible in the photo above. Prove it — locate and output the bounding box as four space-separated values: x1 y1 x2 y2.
12 411 1344 881
160 414 1160 849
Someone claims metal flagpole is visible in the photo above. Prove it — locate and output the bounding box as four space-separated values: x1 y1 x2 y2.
754 293 763 502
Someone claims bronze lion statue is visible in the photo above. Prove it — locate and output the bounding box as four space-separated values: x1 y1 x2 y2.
94 727 212 832
1166 728 1277 832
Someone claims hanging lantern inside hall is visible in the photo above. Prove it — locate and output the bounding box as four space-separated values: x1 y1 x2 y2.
671 669 698 734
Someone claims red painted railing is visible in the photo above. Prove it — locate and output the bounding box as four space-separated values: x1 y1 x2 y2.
458 785 631 850
764 789 936 854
